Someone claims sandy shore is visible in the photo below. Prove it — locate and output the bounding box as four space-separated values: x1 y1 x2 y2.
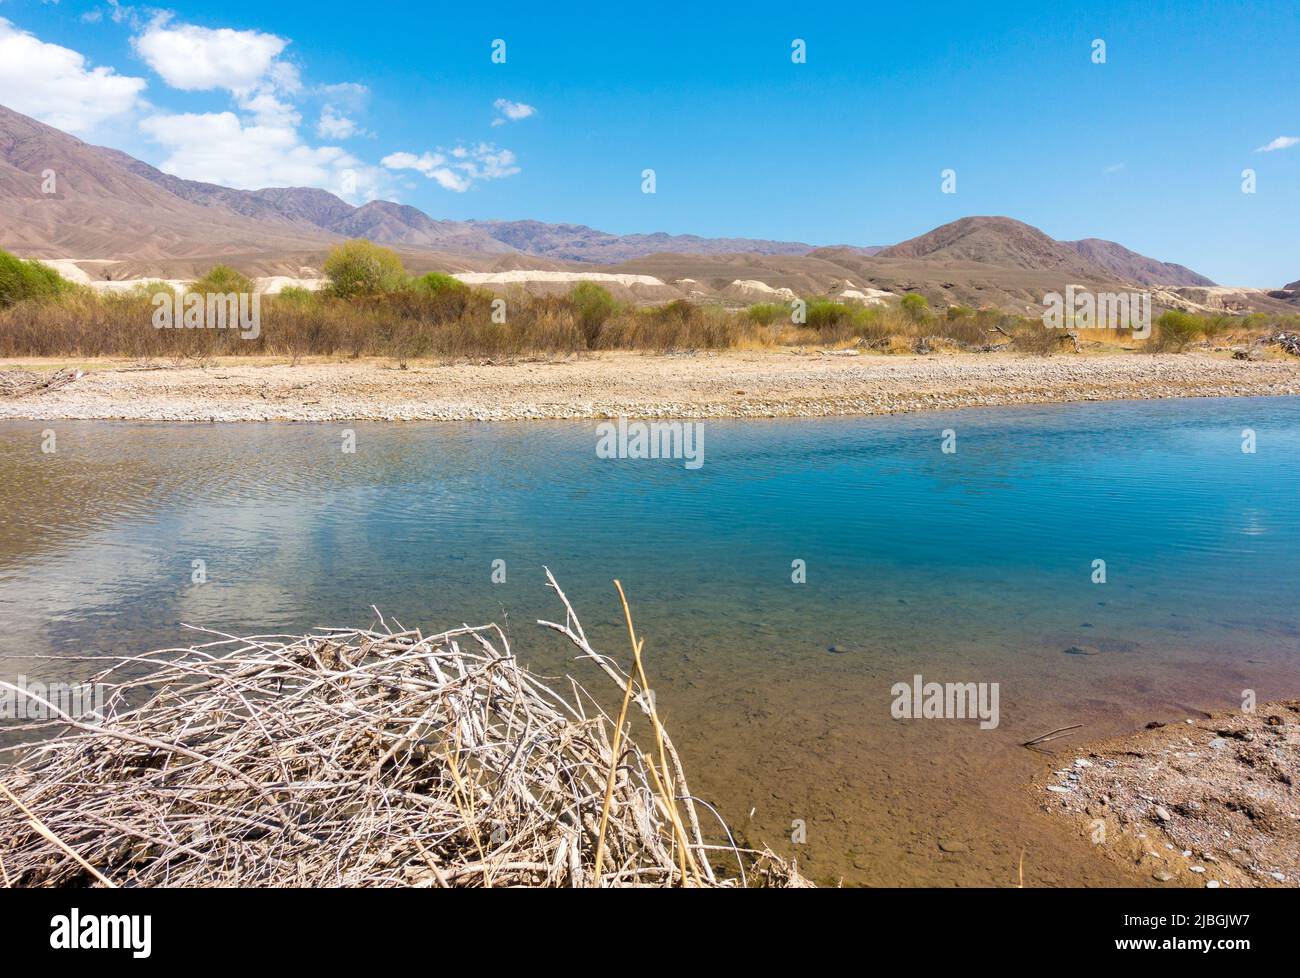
1035 701 1299 888
2 350 1299 422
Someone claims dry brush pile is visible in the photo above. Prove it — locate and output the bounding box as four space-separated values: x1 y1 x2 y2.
0 572 807 888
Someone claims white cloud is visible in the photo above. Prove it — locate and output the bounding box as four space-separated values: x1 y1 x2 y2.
382 143 519 192
317 105 358 139
241 90 300 127
140 110 387 201
1255 136 1299 153
491 98 535 126
315 82 369 107
381 151 464 191
132 17 302 128
129 18 389 200
82 1 141 27
133 16 288 93
1102 162 1125 174
0 18 147 134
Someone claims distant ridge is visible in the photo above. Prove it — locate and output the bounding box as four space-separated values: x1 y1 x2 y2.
1062 238 1215 287
879 216 1091 272
467 220 818 263
877 216 1213 287
0 103 1216 290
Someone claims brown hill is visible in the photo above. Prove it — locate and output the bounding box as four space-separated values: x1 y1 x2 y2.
0 103 1225 307
0 104 338 264
103 149 514 254
878 216 1102 277
330 201 513 253
1063 238 1215 287
0 101 824 266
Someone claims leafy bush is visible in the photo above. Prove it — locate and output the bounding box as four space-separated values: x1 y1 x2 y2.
323 240 407 299
1198 314 1236 339
900 292 930 322
7 277 1285 361
0 250 72 307
1148 310 1201 352
804 299 852 331
119 280 179 300
190 264 253 296
414 272 469 295
273 286 318 305
746 303 785 326
569 282 618 347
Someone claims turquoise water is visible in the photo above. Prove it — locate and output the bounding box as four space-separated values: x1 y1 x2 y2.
2 396 1297 884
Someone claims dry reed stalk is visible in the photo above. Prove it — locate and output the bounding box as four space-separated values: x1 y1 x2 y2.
614 579 700 884
592 622 640 880
0 575 806 888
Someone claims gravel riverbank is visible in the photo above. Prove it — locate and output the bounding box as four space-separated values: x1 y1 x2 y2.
1035 701 1299 888
2 350 1298 422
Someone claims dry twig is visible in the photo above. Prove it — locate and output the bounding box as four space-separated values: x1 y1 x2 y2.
0 575 806 888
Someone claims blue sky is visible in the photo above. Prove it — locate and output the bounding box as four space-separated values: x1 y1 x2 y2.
2 0 1298 285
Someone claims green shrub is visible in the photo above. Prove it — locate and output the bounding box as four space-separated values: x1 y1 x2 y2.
189 264 253 296
323 240 408 299
570 282 618 347
273 286 318 305
119 280 179 300
414 271 469 295
1199 314 1236 339
0 250 72 307
1149 310 1201 352
746 302 785 326
900 292 930 322
805 299 851 331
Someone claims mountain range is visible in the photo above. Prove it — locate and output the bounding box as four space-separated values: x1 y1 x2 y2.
3 100 1274 311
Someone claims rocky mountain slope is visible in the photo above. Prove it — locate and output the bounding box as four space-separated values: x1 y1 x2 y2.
1 102 1226 305
1062 237 1214 287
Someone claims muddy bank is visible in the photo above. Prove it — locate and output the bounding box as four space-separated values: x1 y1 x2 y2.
1 350 1298 422
1034 701 1299 888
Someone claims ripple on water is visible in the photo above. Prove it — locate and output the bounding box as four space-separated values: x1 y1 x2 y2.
1 397 1298 885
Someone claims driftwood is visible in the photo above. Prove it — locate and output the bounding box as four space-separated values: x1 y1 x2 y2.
0 574 808 888
1271 331 1300 356
0 367 81 398
1021 723 1083 754
1235 331 1300 360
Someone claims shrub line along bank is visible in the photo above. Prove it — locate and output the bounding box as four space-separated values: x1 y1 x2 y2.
1 242 1294 360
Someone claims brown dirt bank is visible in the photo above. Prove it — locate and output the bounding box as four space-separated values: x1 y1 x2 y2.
1 350 1298 422
1034 701 1299 888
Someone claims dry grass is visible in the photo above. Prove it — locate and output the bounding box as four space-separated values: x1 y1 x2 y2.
1 284 1294 361
0 572 808 888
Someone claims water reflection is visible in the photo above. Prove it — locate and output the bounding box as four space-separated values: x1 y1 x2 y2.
1 397 1297 884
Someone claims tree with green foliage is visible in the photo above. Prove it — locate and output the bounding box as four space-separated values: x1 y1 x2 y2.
570 281 618 346
0 250 72 307
323 240 408 298
900 292 930 322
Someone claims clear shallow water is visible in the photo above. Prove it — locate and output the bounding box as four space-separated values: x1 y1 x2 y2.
2 397 1298 885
